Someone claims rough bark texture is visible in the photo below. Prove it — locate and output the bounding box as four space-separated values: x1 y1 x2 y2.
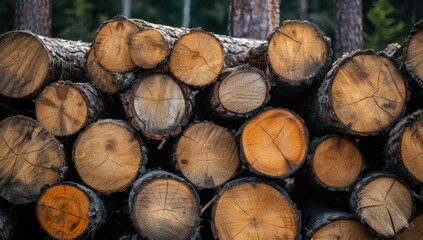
228 0 280 40
335 0 363 57
15 0 51 37
0 30 89 99
0 206 14 240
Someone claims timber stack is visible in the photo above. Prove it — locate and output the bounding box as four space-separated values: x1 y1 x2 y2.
0 15 422 239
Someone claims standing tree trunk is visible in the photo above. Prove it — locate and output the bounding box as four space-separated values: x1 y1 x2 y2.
335 0 363 57
15 0 51 37
228 0 280 40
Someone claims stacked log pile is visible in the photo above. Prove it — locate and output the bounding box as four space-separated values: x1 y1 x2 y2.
0 15 422 239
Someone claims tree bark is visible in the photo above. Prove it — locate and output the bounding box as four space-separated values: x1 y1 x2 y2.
15 0 51 37
228 0 280 40
335 0 363 57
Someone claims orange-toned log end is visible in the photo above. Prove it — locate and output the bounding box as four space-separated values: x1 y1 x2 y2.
129 29 169 69
403 19 423 87
397 214 423 240
240 108 309 178
268 20 331 85
329 51 407 135
37 183 105 240
0 116 66 204
0 31 50 99
129 171 201 240
310 136 363 190
93 16 138 73
350 174 413 238
311 219 372 240
212 179 300 240
400 111 423 182
73 119 144 194
169 30 224 88
174 122 239 189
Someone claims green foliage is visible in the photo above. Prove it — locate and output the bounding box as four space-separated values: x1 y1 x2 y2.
364 0 405 51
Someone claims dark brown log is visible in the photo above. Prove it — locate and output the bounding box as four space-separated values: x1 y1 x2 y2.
228 0 280 40
15 0 51 37
268 20 332 86
335 0 363 57
384 109 423 183
306 135 364 191
73 119 146 195
173 121 239 189
0 30 89 99
0 116 66 204
121 74 193 140
349 172 414 238
239 108 309 178
128 170 201 240
35 80 104 137
209 65 271 119
211 178 301 240
314 49 408 136
36 182 106 240
396 212 423 240
303 208 373 240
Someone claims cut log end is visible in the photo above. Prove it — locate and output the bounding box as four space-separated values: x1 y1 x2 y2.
0 31 50 99
175 122 239 189
36 183 105 240
93 17 138 73
73 120 144 194
212 179 300 240
129 29 169 69
36 82 88 136
397 214 423 240
401 111 423 182
352 175 413 238
129 171 200 240
405 30 423 87
268 20 331 85
311 219 372 240
169 30 224 87
311 136 363 190
0 116 66 204
330 52 407 134
241 108 309 178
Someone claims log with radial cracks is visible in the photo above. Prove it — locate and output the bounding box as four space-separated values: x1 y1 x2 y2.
73 119 146 194
350 172 414 238
385 109 423 183
315 49 408 136
121 74 193 140
128 170 201 240
211 178 301 240
0 116 66 204
307 135 364 191
36 182 106 240
35 80 104 137
174 122 240 189
0 30 89 99
240 108 309 178
209 65 271 119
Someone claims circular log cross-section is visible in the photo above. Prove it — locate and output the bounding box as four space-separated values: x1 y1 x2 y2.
401 19 423 87
169 30 224 88
397 213 423 240
320 50 407 136
0 116 66 204
123 74 192 140
350 173 413 238
240 108 309 178
36 81 104 137
310 135 363 190
129 170 201 240
385 109 423 183
210 66 271 118
268 20 332 85
37 182 105 240
73 119 144 194
212 178 301 240
174 122 239 189
93 16 138 73
129 29 170 69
